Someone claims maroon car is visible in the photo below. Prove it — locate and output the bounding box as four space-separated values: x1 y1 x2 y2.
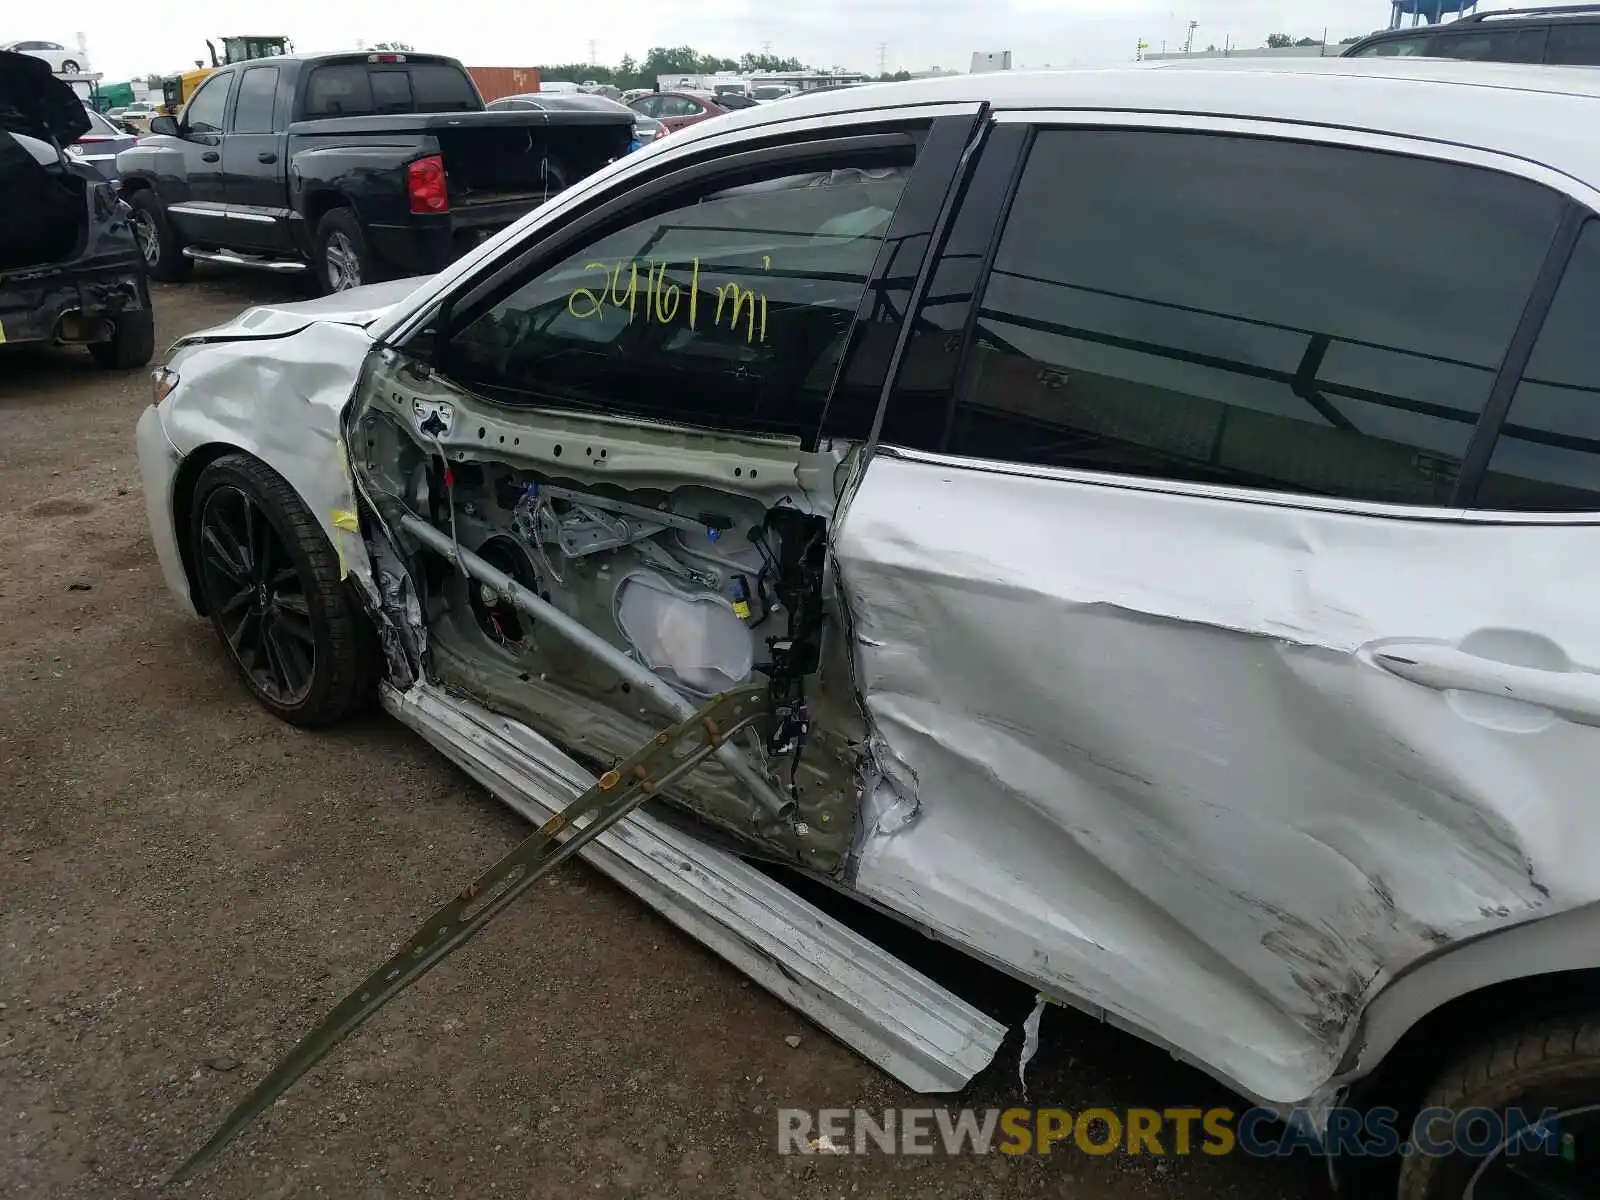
625 90 731 135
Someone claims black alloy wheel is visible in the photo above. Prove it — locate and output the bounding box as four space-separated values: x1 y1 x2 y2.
188 454 377 726
197 482 317 706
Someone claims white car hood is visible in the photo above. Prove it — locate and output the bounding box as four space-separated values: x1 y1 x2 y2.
185 276 434 342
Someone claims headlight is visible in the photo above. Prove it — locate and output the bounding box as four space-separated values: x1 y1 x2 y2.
151 366 179 407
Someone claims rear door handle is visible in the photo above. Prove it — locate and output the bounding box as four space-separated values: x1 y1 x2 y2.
1371 641 1600 726
202 151 220 162
257 151 277 164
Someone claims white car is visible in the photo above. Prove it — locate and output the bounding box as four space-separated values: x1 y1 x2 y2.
1 39 87 74
140 59 1600 1195
116 101 158 135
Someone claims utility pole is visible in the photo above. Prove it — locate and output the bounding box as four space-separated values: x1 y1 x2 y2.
761 40 773 56
588 39 597 67
1183 20 1200 53
878 43 888 75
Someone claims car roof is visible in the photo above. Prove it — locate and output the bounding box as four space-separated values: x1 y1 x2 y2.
206 51 464 70
665 59 1600 191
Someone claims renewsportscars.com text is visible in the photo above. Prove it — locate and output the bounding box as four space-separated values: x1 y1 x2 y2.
776 1106 1568 1159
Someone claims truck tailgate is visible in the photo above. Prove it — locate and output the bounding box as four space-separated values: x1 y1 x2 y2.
432 113 632 204
290 109 632 202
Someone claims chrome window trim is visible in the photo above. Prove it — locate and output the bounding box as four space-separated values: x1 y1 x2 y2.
874 445 1600 526
372 100 983 346
988 107 1600 210
890 108 1600 520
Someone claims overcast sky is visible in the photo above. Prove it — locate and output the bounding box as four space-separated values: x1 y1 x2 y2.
44 0 1399 83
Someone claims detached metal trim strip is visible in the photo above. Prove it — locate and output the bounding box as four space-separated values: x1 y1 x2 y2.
382 680 1007 1093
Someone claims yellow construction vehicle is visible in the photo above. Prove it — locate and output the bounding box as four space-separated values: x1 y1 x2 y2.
158 36 293 115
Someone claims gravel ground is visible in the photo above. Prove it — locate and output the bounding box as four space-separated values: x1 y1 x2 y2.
0 271 1333 1199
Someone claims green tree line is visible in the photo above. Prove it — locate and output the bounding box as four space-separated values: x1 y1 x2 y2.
1265 33 1366 47
529 46 909 89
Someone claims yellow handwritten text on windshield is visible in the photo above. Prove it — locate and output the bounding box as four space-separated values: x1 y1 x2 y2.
566 257 770 343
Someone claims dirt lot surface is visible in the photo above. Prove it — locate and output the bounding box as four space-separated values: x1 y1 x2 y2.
0 272 1333 1198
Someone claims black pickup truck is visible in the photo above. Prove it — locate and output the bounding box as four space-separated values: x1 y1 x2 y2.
115 52 632 293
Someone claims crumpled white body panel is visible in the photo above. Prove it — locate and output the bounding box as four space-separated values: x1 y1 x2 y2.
158 320 379 590
835 448 1600 1104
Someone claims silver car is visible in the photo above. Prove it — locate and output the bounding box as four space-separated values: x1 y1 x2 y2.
139 59 1600 1196
66 106 137 179
487 90 664 145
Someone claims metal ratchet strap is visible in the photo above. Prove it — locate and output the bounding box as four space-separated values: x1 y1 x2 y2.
170 681 769 1183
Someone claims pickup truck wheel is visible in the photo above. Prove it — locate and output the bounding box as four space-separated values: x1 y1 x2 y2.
314 209 381 294
1397 1012 1599 1199
88 308 156 370
128 191 193 282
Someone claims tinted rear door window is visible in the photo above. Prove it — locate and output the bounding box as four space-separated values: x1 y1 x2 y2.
233 66 279 133
1545 22 1600 63
927 130 1563 506
1478 221 1600 510
1429 26 1548 62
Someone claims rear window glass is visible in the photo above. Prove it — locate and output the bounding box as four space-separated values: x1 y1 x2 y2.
302 62 479 118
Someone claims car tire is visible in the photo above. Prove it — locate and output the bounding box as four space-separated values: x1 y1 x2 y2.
61 59 80 74
128 190 193 282
314 208 382 295
88 308 155 370
189 454 378 728
1397 1013 1599 1199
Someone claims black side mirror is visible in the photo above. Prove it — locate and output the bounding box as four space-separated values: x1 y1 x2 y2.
149 115 179 137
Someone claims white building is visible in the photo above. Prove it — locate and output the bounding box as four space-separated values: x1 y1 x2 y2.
1144 44 1338 61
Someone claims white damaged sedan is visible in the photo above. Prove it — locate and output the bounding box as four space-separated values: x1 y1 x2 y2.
141 61 1600 1195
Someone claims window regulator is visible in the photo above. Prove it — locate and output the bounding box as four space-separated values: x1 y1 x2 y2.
169 682 768 1183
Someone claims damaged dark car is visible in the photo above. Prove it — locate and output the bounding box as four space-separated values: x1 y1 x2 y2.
0 50 154 368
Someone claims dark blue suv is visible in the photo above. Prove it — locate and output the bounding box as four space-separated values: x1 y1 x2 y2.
1343 3 1600 63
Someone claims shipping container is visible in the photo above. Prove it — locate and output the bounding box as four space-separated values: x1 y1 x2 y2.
467 66 543 103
